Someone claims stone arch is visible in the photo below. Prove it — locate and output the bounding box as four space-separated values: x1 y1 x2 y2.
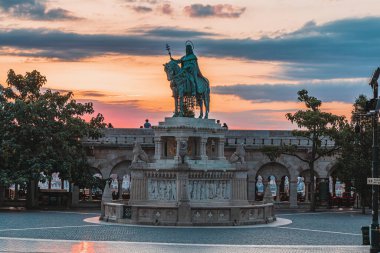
109 160 132 200
256 162 290 181
109 160 132 178
298 169 320 203
108 153 134 171
327 163 339 177
327 164 354 203
89 167 103 178
255 162 290 202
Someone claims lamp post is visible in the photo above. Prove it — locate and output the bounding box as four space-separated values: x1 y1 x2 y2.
370 110 379 253
367 67 380 253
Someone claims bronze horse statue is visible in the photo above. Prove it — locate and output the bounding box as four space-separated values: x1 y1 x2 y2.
164 60 210 119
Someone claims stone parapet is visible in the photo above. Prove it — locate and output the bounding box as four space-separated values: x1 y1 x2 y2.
82 128 335 149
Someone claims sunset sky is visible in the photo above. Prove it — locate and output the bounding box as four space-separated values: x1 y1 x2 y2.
0 0 379 129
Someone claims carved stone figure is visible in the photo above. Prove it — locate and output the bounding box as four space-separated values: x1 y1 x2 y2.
179 140 188 164
132 141 149 163
297 176 305 196
229 143 246 164
284 176 290 196
164 41 210 119
148 179 177 201
269 175 277 197
263 184 274 203
256 175 264 194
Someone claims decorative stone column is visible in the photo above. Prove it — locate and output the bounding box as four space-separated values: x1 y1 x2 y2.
175 137 188 161
217 138 226 160
199 137 208 160
117 176 123 200
130 169 146 203
305 183 309 202
276 182 280 202
154 137 162 160
231 171 248 205
247 176 256 202
177 165 191 225
289 181 298 208
101 181 112 218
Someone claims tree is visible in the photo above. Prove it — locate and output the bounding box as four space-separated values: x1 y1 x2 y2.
285 89 347 211
335 95 372 213
0 69 106 208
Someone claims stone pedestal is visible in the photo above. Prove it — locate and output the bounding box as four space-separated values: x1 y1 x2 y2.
103 117 275 226
100 182 112 219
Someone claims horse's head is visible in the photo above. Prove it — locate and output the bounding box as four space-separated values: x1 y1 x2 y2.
163 60 181 81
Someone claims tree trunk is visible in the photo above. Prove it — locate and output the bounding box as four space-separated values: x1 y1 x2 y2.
310 161 316 212
26 179 38 209
0 184 5 206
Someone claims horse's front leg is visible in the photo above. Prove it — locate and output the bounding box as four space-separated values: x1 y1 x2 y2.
198 98 203 118
174 95 178 117
204 94 209 119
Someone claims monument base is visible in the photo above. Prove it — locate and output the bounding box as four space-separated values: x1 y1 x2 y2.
102 202 275 226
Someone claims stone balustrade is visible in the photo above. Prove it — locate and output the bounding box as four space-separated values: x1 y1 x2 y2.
82 128 335 148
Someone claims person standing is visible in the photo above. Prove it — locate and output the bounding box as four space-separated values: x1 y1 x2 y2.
144 119 151 128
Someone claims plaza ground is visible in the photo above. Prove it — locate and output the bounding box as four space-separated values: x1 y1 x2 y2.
0 209 372 252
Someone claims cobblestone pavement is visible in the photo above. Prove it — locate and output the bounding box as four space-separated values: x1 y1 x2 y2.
0 210 372 252
0 237 369 253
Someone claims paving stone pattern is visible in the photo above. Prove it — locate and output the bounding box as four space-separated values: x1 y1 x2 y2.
0 210 372 252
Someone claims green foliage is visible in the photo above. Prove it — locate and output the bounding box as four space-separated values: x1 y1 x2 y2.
285 89 347 211
0 69 106 193
286 89 347 161
335 95 372 209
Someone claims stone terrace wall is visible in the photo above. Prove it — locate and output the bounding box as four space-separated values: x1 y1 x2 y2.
82 128 335 148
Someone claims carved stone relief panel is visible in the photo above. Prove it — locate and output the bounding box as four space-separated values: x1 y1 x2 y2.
148 179 177 201
188 180 231 200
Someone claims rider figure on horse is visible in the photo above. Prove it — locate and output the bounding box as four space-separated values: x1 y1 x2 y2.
170 41 208 97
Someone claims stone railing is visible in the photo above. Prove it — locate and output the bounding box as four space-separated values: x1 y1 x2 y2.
82 128 335 148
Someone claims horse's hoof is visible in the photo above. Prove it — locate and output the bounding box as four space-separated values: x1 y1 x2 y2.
204 115 208 119
198 115 203 119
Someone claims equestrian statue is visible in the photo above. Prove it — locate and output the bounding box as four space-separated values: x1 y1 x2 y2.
163 41 210 118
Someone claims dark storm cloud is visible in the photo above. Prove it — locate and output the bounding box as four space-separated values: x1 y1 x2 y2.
1 17 380 79
130 5 153 13
123 0 158 4
183 4 246 18
0 0 80 20
0 27 215 60
213 82 371 103
134 27 217 38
